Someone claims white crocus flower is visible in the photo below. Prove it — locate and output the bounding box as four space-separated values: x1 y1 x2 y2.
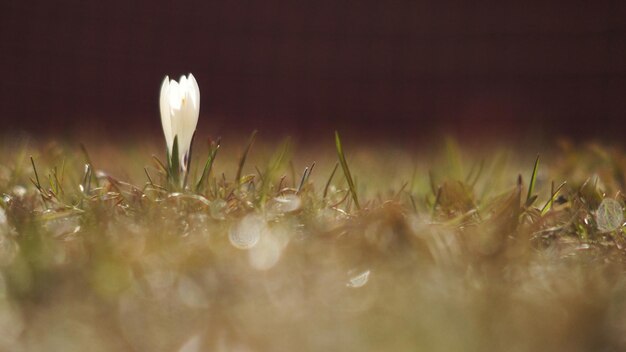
160 73 200 171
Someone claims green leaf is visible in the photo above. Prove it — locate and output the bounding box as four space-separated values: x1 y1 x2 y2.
182 132 196 190
169 136 180 189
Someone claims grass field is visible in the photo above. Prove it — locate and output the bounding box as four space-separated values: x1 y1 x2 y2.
0 133 625 351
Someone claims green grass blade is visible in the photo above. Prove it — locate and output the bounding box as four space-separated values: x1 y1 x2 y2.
144 168 155 187
525 154 540 207
466 159 485 187
152 155 168 175
80 143 99 187
334 131 360 210
297 162 315 194
30 156 42 190
445 137 463 180
431 186 442 217
195 138 221 193
81 163 92 196
258 138 291 205
235 130 257 185
428 170 438 196
540 181 566 215
30 156 48 208
323 162 339 199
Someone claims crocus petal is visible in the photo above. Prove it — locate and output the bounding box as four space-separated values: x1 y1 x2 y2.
167 80 183 110
187 73 200 112
178 94 198 168
159 76 173 153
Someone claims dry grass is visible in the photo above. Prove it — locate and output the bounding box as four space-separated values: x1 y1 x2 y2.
0 135 625 351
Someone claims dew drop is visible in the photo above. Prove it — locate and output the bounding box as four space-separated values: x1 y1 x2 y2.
229 214 264 249
209 199 226 220
272 194 301 213
596 198 624 233
44 217 81 238
347 270 371 288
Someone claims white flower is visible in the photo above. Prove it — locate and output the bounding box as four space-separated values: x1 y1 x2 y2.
159 73 200 171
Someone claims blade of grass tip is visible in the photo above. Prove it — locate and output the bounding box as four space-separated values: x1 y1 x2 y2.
540 181 566 215
80 143 99 187
525 154 540 207
152 155 168 178
431 186 442 218
409 194 418 213
30 156 48 208
323 162 339 199
335 131 360 210
297 167 309 194
78 164 91 208
81 163 92 195
444 136 463 180
516 174 523 207
479 151 508 201
297 162 315 194
30 156 42 190
47 171 57 197
52 167 58 195
307 162 315 182
235 130 257 185
428 170 438 196
277 175 286 193
54 164 65 195
465 160 477 184
255 166 265 184
409 163 418 193
144 168 155 187
424 194 432 208
393 181 409 200
466 159 485 188
470 159 485 187
59 158 66 187
195 138 221 192
86 164 92 194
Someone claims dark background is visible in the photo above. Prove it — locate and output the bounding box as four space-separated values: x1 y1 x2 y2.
1 0 625 143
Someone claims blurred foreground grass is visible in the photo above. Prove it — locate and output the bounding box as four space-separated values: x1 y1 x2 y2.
0 135 626 351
